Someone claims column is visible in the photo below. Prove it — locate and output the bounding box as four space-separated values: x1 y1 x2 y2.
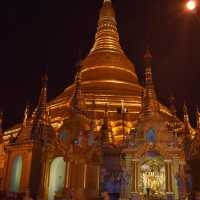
83 164 87 189
179 161 187 200
65 161 70 188
44 158 53 200
132 159 139 200
38 154 49 199
173 156 180 200
37 153 53 200
97 165 100 193
165 160 174 200
120 154 130 199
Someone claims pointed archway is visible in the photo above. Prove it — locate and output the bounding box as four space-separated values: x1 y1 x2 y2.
10 155 23 192
139 155 166 196
48 157 66 200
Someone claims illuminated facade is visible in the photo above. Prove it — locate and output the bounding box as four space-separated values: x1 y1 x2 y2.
0 0 199 199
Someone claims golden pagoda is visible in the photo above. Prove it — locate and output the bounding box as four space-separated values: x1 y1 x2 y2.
47 0 170 143
0 0 198 200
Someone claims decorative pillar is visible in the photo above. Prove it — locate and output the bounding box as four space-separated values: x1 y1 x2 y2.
37 152 53 200
65 161 70 188
44 158 53 200
120 154 132 199
97 165 100 193
131 159 139 200
38 155 48 199
178 161 187 200
173 156 180 200
165 160 174 200
83 164 87 189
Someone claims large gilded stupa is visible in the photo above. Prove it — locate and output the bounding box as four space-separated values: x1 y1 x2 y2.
48 0 143 141
0 0 199 200
47 0 171 142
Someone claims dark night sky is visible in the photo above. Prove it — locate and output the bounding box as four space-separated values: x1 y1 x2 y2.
0 0 200 129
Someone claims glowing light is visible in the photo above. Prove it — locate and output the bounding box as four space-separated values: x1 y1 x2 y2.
186 0 196 11
48 157 66 200
10 156 23 192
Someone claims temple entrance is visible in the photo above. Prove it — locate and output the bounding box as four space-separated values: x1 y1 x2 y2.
139 156 166 198
10 155 23 192
48 157 66 200
100 148 122 200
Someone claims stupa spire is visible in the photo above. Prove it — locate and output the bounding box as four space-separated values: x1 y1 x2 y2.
79 0 140 96
90 0 123 54
71 65 85 113
32 73 48 129
17 104 31 141
169 95 177 115
183 102 189 123
183 102 193 136
23 104 30 127
142 47 159 117
37 73 48 122
144 47 153 86
30 73 50 140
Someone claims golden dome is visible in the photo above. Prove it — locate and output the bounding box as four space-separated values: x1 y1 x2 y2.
80 0 141 96
48 0 144 134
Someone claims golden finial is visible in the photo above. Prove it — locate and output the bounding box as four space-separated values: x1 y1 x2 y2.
144 47 153 85
23 104 30 127
169 95 176 115
183 102 190 125
71 62 86 114
73 70 82 108
182 102 193 136
141 46 160 117
32 73 48 125
183 102 188 115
